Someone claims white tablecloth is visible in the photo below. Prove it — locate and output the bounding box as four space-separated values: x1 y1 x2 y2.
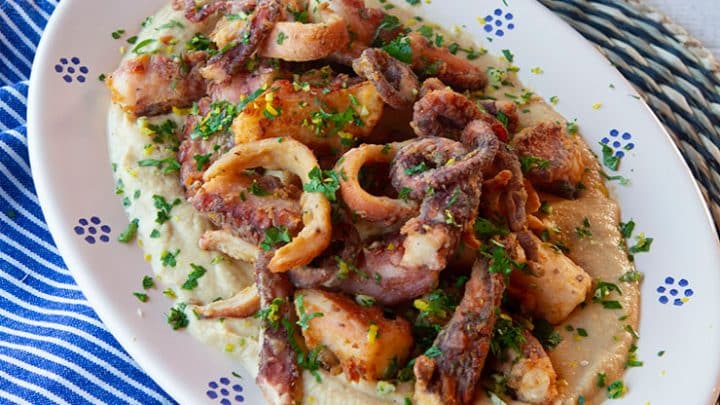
645 0 720 58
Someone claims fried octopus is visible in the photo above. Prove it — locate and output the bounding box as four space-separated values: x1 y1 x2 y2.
108 2 608 403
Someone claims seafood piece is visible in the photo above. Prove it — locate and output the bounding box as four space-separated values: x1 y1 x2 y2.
255 253 302 405
512 122 585 198
295 288 413 381
478 99 520 135
198 229 261 262
107 53 207 117
390 137 489 201
411 87 510 141
414 258 505 405
352 48 420 109
491 330 558 405
172 0 256 22
201 0 281 82
336 142 417 224
207 62 278 103
260 13 350 61
196 284 261 318
407 32 486 91
232 80 384 153
480 145 528 231
200 138 332 272
510 231 591 324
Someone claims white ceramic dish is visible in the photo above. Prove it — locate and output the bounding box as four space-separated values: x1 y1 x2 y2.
28 0 720 403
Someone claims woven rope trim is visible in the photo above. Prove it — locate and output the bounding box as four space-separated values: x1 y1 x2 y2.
539 0 720 235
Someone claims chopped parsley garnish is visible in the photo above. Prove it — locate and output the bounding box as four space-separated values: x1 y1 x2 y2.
596 372 607 387
593 281 622 302
260 226 292 251
371 13 401 46
160 249 180 267
303 167 342 202
132 38 156 54
133 292 149 302
185 33 214 52
519 155 551 173
406 0 421 4
118 218 139 243
181 264 207 290
276 31 287 45
549 96 559 105
481 244 525 277
282 317 324 382
495 111 509 128
491 316 525 358
601 171 631 185
308 105 363 138
575 217 592 238
382 35 412 63
138 157 182 174
98 73 106 82
532 318 562 350
249 180 269 196
599 142 621 171
600 300 623 310
149 229 161 238
628 234 653 254
619 270 643 283
576 328 588 337
190 100 241 139
486 67 506 88
619 219 635 238
335 256 367 280
414 289 457 325
256 298 285 329
152 195 181 225
193 153 212 170
294 294 323 330
447 42 460 54
501 49 514 62
286 6 309 23
418 25 434 39
167 302 189 330
398 187 412 202
606 380 626 399
474 217 509 239
156 19 184 30
225 11 249 21
142 275 154 290
566 120 579 135
111 29 125 39
355 294 376 307
424 346 442 358
163 288 177 299
404 162 428 176
126 35 138 45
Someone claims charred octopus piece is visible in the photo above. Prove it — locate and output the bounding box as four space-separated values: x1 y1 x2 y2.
352 48 420 109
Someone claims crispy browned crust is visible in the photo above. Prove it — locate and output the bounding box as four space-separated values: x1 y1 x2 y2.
413 258 505 405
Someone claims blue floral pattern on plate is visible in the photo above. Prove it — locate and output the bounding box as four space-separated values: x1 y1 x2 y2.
657 277 693 306
73 217 111 244
483 8 515 37
54 57 89 83
207 377 244 404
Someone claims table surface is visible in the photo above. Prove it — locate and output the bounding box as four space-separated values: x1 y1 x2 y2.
645 0 720 58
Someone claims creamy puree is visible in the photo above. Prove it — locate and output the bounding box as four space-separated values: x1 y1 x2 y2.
108 2 639 404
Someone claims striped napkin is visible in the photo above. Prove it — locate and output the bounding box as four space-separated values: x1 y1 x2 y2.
0 1 173 403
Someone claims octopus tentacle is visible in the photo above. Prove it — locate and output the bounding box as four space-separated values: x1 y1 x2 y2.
352 48 420 109
202 0 282 82
414 257 505 405
255 252 303 405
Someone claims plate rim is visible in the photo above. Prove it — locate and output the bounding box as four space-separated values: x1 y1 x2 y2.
26 0 720 403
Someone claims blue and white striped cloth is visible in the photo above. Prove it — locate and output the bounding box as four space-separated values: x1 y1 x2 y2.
0 1 173 403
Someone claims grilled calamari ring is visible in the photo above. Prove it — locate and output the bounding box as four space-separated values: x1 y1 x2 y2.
336 142 417 224
352 48 420 109
259 13 350 61
202 138 332 272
